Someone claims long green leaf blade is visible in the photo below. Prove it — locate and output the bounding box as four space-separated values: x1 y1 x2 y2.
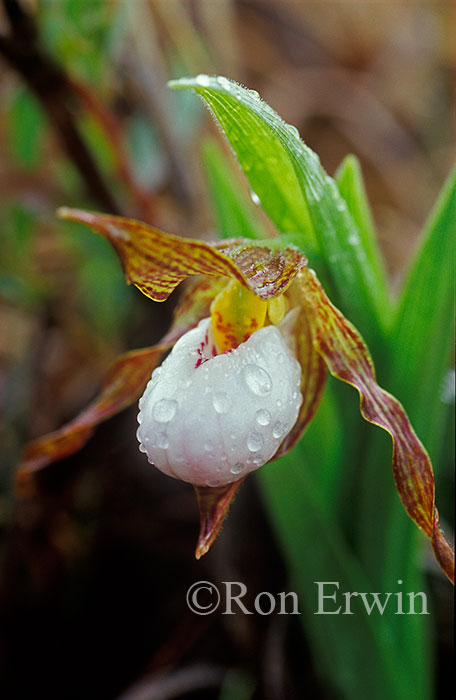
335 154 390 314
359 165 456 579
258 450 417 700
169 75 390 343
356 168 456 698
202 139 269 241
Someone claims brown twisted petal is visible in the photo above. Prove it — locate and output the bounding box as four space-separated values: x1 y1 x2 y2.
17 276 226 488
194 479 247 559
273 302 327 459
57 208 307 302
299 268 454 584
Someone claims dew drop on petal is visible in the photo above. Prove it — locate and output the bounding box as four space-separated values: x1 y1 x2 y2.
256 408 271 426
272 420 285 439
157 433 169 449
212 391 230 414
247 429 264 453
241 364 272 397
207 479 223 487
151 367 162 385
152 398 177 423
230 462 245 475
139 443 147 453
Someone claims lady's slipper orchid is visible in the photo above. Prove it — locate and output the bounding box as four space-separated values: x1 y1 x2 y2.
19 207 454 583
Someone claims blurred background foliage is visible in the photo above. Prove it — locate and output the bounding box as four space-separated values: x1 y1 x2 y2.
0 1 454 699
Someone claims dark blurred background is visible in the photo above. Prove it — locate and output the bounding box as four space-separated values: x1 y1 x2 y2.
0 1 454 698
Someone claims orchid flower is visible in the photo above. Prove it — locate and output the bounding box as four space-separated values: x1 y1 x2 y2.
19 207 454 583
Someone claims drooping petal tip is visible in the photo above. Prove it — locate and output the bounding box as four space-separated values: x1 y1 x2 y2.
299 268 455 584
57 208 307 302
194 480 245 558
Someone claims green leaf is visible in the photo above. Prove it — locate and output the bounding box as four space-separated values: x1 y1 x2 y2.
391 165 455 457
355 168 456 699
384 165 456 581
336 155 390 316
202 139 269 240
258 449 416 700
8 89 46 169
169 75 390 344
358 165 456 580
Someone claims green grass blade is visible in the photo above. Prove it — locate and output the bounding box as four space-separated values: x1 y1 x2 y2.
384 165 455 581
335 155 390 315
169 75 391 343
258 449 418 700
390 165 455 455
355 168 456 699
202 139 269 241
358 165 456 579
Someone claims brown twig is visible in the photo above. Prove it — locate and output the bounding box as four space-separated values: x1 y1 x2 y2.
0 0 122 214
69 77 156 223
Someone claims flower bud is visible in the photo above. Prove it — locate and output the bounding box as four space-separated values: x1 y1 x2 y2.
137 317 302 486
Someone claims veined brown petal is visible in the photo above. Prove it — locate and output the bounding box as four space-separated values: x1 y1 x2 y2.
57 208 306 302
300 268 454 584
194 479 246 559
274 307 327 458
18 276 229 485
18 346 166 485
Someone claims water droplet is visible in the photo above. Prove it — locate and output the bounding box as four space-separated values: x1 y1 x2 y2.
213 391 230 413
287 124 300 139
247 429 264 452
230 462 245 475
276 399 282 408
217 76 231 89
273 420 285 439
256 409 271 426
242 364 272 397
137 412 143 424
196 74 211 87
139 443 147 453
207 479 223 487
153 398 177 423
151 367 162 384
157 433 169 449
250 189 261 205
